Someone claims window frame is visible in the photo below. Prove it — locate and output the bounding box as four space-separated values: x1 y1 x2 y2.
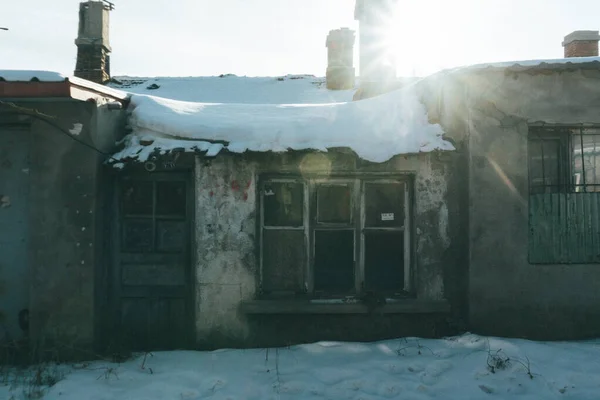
528 126 600 264
258 173 412 298
528 126 600 194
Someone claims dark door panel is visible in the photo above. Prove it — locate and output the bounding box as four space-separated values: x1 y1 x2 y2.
113 172 193 351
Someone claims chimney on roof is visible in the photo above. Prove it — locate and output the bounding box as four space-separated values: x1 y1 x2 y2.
74 1 112 84
354 0 398 83
562 30 600 58
326 28 356 90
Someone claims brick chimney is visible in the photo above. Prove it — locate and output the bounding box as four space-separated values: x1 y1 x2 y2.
74 1 112 84
562 31 600 58
326 28 356 90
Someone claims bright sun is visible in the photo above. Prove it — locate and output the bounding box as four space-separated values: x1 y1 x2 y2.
374 0 462 76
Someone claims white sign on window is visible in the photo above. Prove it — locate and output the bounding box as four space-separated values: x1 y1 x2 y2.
381 213 394 221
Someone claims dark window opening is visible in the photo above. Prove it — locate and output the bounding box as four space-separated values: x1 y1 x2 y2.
156 181 186 216
365 183 405 227
262 230 305 294
122 181 153 215
364 232 404 292
317 185 352 223
528 137 564 194
263 182 303 226
314 230 354 293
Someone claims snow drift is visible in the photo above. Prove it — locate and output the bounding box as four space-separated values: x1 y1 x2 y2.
113 83 453 164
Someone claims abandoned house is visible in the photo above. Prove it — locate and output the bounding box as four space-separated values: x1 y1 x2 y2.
2 0 600 356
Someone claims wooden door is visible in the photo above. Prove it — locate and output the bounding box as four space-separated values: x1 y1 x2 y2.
113 172 193 351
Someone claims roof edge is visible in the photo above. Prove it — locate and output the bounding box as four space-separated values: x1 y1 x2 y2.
67 76 129 102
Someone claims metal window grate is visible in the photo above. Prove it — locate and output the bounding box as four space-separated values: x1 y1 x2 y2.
528 127 600 264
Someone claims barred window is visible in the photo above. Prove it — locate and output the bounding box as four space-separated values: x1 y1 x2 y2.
528 127 600 264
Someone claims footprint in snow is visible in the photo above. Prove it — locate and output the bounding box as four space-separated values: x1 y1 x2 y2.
407 363 425 373
420 360 453 385
479 384 494 394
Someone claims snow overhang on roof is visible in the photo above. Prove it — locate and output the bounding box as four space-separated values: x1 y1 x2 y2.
110 80 454 166
0 70 128 103
109 56 600 167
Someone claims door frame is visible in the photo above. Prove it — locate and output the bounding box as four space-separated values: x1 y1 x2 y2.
107 169 196 351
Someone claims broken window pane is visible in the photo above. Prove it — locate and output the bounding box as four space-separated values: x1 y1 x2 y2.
122 181 153 215
317 185 352 224
263 182 303 226
365 183 404 227
262 230 305 293
364 232 404 292
314 230 354 293
156 181 186 216
122 219 153 252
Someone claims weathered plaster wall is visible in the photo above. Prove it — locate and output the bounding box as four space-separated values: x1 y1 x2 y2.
0 100 125 355
91 102 127 353
0 125 31 342
463 68 600 339
193 148 468 347
194 156 258 347
27 101 101 351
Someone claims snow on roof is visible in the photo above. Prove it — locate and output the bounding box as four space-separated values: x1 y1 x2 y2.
0 70 67 82
112 81 453 164
110 56 600 166
453 56 600 72
109 75 356 104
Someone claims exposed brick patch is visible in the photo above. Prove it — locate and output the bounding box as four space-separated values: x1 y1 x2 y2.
564 40 599 58
74 46 110 84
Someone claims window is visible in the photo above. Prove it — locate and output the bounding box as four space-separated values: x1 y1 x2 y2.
259 176 411 297
120 178 188 254
528 127 600 263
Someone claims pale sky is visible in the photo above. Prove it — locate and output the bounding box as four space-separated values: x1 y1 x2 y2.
1 0 599 78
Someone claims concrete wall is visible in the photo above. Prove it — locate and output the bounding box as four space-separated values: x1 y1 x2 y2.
193 149 468 347
0 126 31 342
194 156 258 347
0 99 125 355
461 68 600 339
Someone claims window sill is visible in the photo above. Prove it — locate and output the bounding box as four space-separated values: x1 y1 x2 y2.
240 299 451 315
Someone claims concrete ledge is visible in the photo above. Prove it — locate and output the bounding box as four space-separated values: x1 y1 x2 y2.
563 30 600 46
240 299 451 315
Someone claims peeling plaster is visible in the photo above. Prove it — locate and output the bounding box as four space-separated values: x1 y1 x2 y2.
192 151 458 343
194 156 257 342
438 203 450 248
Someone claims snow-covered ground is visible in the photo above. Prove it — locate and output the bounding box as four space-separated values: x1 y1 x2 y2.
2 334 600 400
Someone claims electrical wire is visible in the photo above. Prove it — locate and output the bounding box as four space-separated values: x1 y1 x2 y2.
0 100 120 163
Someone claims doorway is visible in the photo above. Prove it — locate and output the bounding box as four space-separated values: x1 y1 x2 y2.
112 172 194 350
